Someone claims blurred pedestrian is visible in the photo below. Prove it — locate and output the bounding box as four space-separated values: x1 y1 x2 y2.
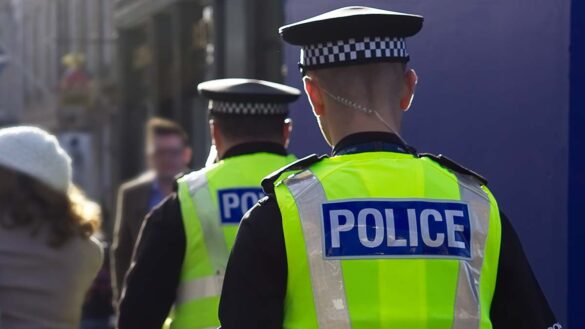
0 126 103 329
80 245 115 329
118 79 300 329
79 201 115 329
111 118 192 303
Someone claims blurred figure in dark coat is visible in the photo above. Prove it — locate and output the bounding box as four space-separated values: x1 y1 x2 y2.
111 118 191 304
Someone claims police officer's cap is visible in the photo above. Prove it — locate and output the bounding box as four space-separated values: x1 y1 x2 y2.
197 79 301 116
279 6 424 71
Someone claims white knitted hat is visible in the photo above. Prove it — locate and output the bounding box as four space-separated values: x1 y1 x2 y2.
0 126 72 193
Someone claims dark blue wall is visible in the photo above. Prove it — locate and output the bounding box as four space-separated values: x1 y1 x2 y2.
284 0 570 323
569 0 584 326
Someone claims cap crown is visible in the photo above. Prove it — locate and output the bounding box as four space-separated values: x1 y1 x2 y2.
280 6 423 45
198 78 301 103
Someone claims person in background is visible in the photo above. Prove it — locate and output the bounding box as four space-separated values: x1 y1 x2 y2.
118 79 300 329
111 118 192 303
81 237 115 329
0 126 103 329
78 196 115 329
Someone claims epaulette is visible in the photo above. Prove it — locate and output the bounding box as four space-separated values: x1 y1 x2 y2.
172 171 189 192
261 154 327 194
418 153 488 186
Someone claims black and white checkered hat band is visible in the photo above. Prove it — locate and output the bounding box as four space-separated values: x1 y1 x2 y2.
301 37 409 67
209 101 288 115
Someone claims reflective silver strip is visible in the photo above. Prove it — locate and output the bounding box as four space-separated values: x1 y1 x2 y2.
452 173 491 329
183 171 229 276
285 169 492 328
176 275 224 305
285 170 352 329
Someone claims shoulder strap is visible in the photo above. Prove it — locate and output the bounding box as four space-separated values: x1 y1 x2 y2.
418 153 488 186
261 154 328 194
172 171 189 192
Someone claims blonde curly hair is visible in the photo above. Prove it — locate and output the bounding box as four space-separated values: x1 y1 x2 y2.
0 165 100 247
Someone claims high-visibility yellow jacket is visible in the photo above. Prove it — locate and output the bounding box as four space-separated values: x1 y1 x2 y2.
171 151 296 329
272 151 502 329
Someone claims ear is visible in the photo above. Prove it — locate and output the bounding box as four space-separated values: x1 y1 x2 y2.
183 146 193 165
282 118 293 148
400 69 418 112
303 76 326 117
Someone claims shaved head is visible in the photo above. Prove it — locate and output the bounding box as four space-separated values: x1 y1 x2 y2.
303 62 417 146
309 62 406 105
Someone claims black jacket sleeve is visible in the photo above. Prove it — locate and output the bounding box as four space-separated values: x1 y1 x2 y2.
490 213 559 328
219 196 287 329
111 186 133 304
117 194 186 329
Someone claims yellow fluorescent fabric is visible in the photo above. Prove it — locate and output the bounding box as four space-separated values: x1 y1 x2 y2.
479 187 502 329
275 152 501 329
171 152 295 329
206 153 297 249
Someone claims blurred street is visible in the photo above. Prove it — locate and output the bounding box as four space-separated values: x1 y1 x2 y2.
0 0 583 328
0 0 285 235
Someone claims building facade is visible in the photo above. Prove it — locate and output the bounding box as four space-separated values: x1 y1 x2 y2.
0 0 117 129
0 0 119 230
114 0 285 179
0 0 24 125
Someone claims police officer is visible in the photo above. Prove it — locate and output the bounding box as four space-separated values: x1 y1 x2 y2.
219 7 560 329
118 79 300 329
